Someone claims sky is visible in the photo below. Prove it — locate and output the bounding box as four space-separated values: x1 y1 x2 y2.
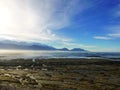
0 0 120 52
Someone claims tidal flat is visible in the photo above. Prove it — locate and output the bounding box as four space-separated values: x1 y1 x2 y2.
0 58 119 90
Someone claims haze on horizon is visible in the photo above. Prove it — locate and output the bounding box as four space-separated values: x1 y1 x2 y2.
0 0 120 52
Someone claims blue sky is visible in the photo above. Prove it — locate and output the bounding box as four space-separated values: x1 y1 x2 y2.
0 0 120 52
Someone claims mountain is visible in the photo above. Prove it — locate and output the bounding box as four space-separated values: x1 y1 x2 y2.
57 48 87 52
0 40 88 51
57 48 69 51
0 40 56 50
71 48 86 51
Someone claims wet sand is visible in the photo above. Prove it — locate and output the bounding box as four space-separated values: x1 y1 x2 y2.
0 58 119 90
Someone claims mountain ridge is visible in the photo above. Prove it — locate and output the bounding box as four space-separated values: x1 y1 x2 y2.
0 40 87 51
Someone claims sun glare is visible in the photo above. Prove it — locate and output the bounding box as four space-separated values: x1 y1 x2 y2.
0 5 12 26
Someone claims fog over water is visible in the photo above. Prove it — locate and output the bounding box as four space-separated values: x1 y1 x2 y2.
0 50 120 60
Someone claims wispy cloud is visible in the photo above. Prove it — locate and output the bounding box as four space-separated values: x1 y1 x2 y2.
94 36 112 40
107 3 120 37
94 3 120 41
0 0 88 43
108 33 120 37
112 3 120 18
2 0 118 51
94 33 120 40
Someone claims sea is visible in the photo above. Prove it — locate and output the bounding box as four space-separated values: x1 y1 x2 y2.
0 50 120 60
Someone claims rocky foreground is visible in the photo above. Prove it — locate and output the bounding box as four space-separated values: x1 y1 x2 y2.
0 58 119 90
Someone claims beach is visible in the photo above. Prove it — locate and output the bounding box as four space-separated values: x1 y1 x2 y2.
0 58 119 90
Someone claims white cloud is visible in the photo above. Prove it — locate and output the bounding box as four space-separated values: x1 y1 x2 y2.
105 3 120 39
94 3 120 41
108 33 120 37
94 33 120 40
0 0 88 44
94 36 112 40
0 0 104 50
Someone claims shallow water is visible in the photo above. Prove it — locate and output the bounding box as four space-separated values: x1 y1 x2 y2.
0 50 120 60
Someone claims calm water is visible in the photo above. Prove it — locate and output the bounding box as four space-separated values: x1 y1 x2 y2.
0 50 120 60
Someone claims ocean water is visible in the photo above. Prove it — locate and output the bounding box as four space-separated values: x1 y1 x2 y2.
0 50 120 60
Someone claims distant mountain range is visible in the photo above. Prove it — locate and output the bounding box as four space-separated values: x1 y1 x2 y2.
0 40 87 51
